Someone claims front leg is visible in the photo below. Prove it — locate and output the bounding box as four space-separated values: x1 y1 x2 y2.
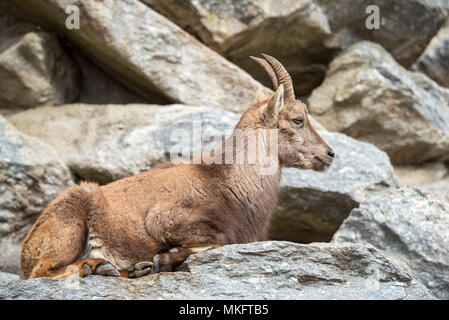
153 244 222 273
145 212 229 273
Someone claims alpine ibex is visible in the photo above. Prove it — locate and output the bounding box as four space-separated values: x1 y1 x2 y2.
20 55 334 279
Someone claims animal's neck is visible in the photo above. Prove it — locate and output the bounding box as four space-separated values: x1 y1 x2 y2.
212 126 281 182
202 126 282 240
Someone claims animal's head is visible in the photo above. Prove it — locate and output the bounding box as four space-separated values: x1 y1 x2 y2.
248 54 334 172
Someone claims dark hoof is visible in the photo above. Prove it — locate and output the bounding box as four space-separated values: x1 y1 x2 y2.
95 262 120 277
152 254 163 273
128 261 153 278
81 264 93 277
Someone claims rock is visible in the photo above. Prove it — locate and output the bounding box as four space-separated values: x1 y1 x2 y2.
145 0 449 96
413 19 449 88
0 12 79 115
423 177 449 203
0 241 432 299
308 41 449 165
269 131 398 243
332 188 449 299
394 162 449 187
0 115 73 274
0 272 19 282
7 104 241 184
73 52 152 105
393 162 449 203
12 0 265 113
145 0 333 96
394 162 449 203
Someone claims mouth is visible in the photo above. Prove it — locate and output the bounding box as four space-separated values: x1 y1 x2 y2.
313 156 332 172
314 156 332 166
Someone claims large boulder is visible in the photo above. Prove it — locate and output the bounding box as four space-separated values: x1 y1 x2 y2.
422 177 449 203
0 12 79 115
0 272 19 282
7 104 240 184
332 188 449 299
269 131 398 243
394 162 449 187
308 41 449 165
12 0 265 113
145 0 449 96
73 52 151 105
0 241 432 300
413 19 449 88
8 104 398 243
0 116 73 274
394 162 449 203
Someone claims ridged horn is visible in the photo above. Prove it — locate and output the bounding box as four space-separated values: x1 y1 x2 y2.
261 54 295 103
250 56 278 90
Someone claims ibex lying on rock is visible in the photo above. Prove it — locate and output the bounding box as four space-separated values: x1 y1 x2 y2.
20 55 334 279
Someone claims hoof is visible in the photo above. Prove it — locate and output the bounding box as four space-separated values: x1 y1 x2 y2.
95 262 120 277
81 264 93 277
128 261 153 278
152 254 163 273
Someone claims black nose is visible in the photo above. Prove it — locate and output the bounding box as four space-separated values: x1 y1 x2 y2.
327 150 335 158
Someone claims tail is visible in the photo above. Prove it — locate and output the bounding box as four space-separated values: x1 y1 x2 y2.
79 181 109 220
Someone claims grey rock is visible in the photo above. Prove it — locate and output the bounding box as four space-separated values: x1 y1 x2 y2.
0 272 19 282
0 12 79 115
332 188 449 299
73 52 152 105
394 162 449 203
309 41 449 165
145 0 449 96
270 131 398 243
0 241 432 300
394 162 449 187
422 177 449 203
12 0 265 112
145 0 333 96
7 104 241 184
413 19 449 88
0 115 73 273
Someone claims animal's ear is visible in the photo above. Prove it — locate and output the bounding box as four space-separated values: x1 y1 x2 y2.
255 87 272 103
266 84 284 118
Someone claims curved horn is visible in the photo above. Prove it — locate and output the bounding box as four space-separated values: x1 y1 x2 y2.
261 54 295 102
250 56 278 89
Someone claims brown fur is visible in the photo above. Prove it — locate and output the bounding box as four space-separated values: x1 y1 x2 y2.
20 57 334 279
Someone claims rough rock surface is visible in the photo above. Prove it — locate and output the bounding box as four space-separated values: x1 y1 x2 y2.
394 162 449 187
270 131 398 243
0 115 73 274
0 12 79 115
7 104 240 184
73 52 151 105
333 188 449 299
413 19 449 88
422 177 449 203
0 241 432 300
12 0 265 112
309 41 449 165
145 0 449 95
394 162 449 203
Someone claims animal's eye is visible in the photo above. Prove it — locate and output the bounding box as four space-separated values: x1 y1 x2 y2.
292 117 304 125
